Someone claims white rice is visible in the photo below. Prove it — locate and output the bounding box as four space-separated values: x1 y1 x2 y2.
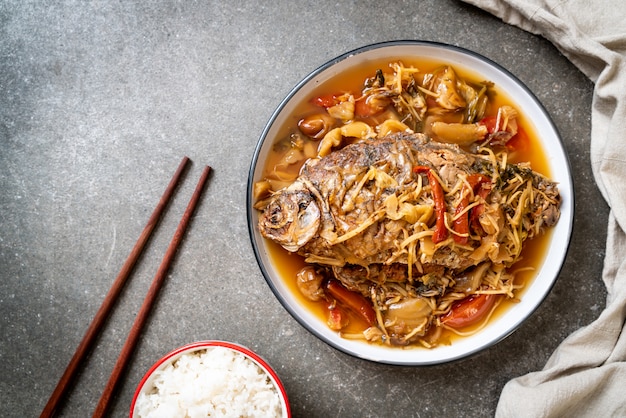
134 346 284 418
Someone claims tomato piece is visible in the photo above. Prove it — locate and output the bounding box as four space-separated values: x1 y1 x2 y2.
478 116 498 134
324 279 376 326
327 304 348 330
311 93 341 108
441 294 499 328
480 116 529 152
354 95 388 117
506 125 529 152
354 98 377 117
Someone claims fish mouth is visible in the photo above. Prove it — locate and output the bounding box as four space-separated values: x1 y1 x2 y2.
258 180 321 252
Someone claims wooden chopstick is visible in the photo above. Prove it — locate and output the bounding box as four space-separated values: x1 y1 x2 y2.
40 156 190 418
92 164 212 418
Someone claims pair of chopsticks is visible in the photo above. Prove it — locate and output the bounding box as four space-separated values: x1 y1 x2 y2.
40 156 211 418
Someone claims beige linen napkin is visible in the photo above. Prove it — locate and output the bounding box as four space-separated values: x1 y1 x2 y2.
459 0 626 416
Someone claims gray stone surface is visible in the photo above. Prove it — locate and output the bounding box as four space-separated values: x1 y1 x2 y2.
0 1 608 417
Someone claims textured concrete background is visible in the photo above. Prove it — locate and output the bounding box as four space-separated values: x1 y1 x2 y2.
0 1 608 417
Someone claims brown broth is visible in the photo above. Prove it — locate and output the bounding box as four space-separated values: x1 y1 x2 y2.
267 222 554 346
259 57 554 347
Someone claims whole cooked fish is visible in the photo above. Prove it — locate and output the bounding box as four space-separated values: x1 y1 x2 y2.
257 132 561 345
258 132 560 274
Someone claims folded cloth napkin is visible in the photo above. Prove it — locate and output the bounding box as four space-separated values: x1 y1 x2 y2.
460 1 626 416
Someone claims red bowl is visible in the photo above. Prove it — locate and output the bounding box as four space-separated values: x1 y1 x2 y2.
130 340 290 417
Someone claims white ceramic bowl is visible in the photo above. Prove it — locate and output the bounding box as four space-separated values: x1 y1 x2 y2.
130 340 290 417
247 40 573 365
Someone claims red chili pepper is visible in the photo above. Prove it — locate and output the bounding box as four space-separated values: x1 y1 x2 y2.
324 279 376 326
414 166 448 244
441 293 499 328
453 191 470 245
465 174 491 236
453 174 491 244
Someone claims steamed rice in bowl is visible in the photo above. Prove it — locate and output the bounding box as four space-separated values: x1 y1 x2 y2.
131 341 290 418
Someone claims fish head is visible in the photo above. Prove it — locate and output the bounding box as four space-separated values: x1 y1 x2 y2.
258 180 320 252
